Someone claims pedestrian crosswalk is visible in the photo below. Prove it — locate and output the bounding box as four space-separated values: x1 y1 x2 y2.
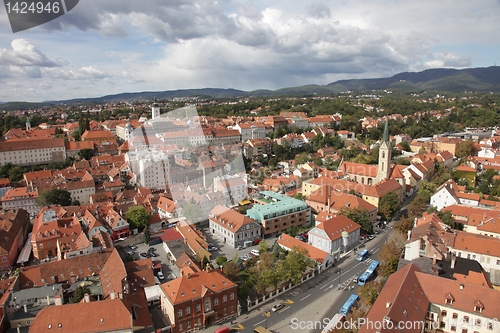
364 258 374 264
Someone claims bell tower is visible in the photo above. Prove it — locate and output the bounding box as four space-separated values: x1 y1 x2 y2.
151 96 160 120
376 119 391 184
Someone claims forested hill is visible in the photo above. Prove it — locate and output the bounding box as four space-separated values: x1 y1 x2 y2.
2 66 500 109
327 66 500 92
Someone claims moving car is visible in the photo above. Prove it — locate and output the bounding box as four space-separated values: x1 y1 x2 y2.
352 276 359 283
271 304 285 312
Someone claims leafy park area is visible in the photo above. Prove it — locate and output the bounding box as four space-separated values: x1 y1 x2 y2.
217 241 316 300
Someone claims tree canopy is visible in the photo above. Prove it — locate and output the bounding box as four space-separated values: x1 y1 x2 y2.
125 206 150 231
36 189 72 207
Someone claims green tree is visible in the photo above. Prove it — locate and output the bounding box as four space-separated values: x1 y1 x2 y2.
71 130 81 141
258 241 268 254
78 148 95 160
182 203 202 222
36 189 72 207
125 206 150 231
407 196 428 219
143 227 151 244
72 286 91 303
216 256 228 266
282 246 310 284
399 141 412 152
295 152 311 165
7 165 24 182
357 281 382 305
437 210 463 230
455 140 475 158
222 261 240 281
379 192 401 218
341 207 373 234
286 225 300 237
293 193 305 201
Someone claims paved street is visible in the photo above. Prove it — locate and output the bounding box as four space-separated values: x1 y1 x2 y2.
202 226 393 333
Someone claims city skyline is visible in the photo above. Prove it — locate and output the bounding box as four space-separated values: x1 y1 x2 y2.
0 0 499 102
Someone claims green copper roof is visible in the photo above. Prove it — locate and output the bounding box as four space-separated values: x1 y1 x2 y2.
382 119 389 145
245 191 309 222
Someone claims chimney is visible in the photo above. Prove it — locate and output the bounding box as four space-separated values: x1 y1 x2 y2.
54 295 63 306
386 302 391 309
118 292 123 299
460 283 464 290
187 272 191 279
23 304 27 313
110 291 116 300
84 293 90 303
451 253 456 269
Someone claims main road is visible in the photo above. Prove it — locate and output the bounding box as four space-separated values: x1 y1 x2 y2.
235 227 392 333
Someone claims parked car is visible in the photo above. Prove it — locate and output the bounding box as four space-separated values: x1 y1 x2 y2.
236 246 244 250
252 238 261 246
250 249 260 256
148 247 157 253
271 304 285 312
130 245 137 250
240 255 251 261
140 252 148 258
367 235 375 240
157 271 164 280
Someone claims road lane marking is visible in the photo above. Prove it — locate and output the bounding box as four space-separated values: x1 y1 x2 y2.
254 320 266 326
301 294 311 301
278 306 290 313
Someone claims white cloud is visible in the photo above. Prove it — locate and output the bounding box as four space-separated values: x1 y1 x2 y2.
0 0 498 101
0 39 59 67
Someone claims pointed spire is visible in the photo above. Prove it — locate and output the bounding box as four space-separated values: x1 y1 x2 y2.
382 118 389 145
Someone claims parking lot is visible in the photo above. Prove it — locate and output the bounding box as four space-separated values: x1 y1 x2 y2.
201 227 279 264
123 241 180 281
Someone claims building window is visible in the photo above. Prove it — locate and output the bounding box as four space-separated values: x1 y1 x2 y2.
205 298 211 312
440 321 445 329
475 319 481 326
464 316 469 323
452 313 458 319
186 307 190 315
441 310 447 317
230 293 234 301
178 309 182 318
179 323 183 331
214 298 219 306
223 295 227 303
187 322 191 329
462 329 467 333
451 325 456 332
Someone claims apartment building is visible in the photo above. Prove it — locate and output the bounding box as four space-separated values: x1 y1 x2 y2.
0 138 66 166
0 187 39 218
160 268 238 333
209 205 261 249
246 191 311 236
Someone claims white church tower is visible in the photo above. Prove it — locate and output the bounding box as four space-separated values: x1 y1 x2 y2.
151 97 160 120
26 116 31 131
376 119 391 184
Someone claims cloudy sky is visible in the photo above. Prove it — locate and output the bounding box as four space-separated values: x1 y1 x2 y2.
0 0 499 102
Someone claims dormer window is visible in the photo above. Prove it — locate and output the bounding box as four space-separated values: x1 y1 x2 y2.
445 293 455 305
474 300 484 313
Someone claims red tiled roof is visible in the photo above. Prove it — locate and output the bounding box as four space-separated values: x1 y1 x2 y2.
277 234 329 263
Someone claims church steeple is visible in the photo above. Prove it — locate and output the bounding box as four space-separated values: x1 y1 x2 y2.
151 96 160 120
376 119 391 184
382 118 389 145
26 116 31 131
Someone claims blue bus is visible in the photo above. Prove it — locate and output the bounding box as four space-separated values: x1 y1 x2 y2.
356 249 369 261
358 260 379 286
339 294 359 317
322 313 345 333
